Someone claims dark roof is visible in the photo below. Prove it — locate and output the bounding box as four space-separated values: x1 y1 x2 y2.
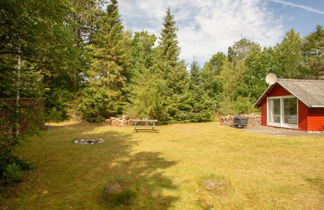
253 79 324 108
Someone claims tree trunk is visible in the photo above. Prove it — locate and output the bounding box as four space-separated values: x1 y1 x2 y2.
15 47 21 138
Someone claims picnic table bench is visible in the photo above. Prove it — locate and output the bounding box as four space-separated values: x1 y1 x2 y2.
129 119 158 132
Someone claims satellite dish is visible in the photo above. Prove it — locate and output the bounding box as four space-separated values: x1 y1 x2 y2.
265 73 277 85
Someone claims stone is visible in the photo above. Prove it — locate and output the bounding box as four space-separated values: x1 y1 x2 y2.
203 180 227 191
103 183 123 196
74 138 104 144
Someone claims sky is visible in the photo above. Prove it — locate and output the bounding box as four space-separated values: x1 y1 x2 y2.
118 0 324 64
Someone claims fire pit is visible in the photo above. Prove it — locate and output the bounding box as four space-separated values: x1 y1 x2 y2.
233 115 248 128
74 138 104 144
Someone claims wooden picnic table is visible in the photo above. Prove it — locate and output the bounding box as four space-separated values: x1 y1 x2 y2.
129 119 158 132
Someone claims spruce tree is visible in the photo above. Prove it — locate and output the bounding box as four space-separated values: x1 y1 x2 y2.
80 0 130 122
302 25 324 79
185 61 214 122
189 60 201 90
127 31 171 121
155 9 189 121
157 9 188 96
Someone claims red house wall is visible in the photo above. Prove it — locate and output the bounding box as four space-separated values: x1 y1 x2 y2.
308 108 324 131
298 101 308 131
261 100 267 126
267 84 292 97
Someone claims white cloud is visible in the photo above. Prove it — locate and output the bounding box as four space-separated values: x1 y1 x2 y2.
119 0 285 64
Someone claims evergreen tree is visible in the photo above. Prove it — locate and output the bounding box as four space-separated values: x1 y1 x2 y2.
157 9 189 96
199 55 224 108
159 9 180 65
80 0 130 122
127 71 170 121
189 60 201 90
302 25 324 79
155 9 189 121
129 31 157 80
127 31 171 121
184 61 214 122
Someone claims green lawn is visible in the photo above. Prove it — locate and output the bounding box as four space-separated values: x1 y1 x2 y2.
1 121 324 209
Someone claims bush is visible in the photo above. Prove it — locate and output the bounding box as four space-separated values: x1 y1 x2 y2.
46 107 67 122
2 163 24 184
0 137 31 184
218 96 256 115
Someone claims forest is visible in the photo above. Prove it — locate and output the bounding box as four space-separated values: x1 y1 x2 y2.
1 0 323 125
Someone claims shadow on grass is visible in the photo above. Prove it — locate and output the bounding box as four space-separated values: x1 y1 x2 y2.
101 152 178 209
69 125 178 209
1 121 178 209
305 177 324 195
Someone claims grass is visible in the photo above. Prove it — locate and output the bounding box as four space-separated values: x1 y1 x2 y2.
1 121 324 209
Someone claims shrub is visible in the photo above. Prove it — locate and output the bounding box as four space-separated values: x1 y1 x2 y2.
46 107 67 122
218 96 256 115
2 163 24 184
0 137 31 184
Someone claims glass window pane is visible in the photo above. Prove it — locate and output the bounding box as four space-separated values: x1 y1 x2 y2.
284 98 297 124
269 98 281 123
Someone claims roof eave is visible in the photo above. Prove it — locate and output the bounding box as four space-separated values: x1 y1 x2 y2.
310 105 324 108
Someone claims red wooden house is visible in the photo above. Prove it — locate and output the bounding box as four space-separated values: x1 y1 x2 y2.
253 79 324 131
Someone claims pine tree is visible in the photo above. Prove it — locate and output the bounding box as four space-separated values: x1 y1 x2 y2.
302 25 324 79
127 71 170 121
80 0 130 122
154 9 189 121
157 9 188 96
129 31 157 80
126 31 171 121
189 60 201 90
186 61 214 122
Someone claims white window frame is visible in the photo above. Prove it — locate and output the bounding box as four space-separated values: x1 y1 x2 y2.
267 96 298 129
